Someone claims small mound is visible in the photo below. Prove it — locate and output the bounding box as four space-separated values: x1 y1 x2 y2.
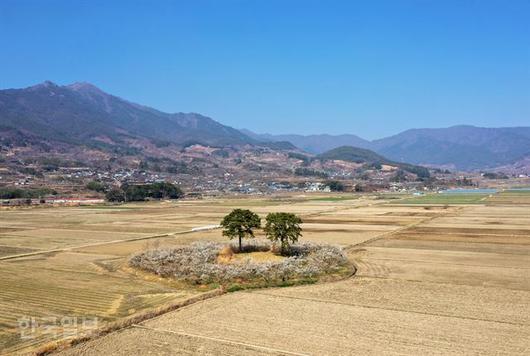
228 251 286 264
217 245 235 264
129 240 349 287
216 243 286 264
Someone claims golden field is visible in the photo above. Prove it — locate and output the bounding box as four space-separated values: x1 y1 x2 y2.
0 191 529 354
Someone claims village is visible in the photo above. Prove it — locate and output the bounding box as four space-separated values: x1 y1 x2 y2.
2 146 527 207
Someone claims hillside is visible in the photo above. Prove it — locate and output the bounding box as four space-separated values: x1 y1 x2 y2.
241 130 370 154
3 82 528 172
0 81 255 149
245 125 530 171
372 125 530 170
318 146 386 163
318 146 430 177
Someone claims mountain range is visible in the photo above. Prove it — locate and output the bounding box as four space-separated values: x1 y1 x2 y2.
245 126 530 171
0 81 255 150
1 81 528 172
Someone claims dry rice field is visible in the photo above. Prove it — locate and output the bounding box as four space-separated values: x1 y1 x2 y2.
1 191 530 354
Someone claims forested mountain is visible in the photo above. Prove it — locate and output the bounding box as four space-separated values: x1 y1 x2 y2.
2 81 528 171
371 126 530 170
0 81 255 149
245 125 530 170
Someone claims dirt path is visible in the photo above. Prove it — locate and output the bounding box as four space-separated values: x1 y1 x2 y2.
0 229 195 261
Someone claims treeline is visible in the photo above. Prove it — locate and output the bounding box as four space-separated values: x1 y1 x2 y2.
106 182 184 202
397 163 430 179
483 172 509 179
324 180 345 191
294 167 328 178
0 187 57 199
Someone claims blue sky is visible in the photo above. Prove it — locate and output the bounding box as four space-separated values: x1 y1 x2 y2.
1 0 529 139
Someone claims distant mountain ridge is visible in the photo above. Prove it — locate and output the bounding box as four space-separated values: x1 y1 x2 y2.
0 81 255 149
1 81 528 171
240 130 370 154
317 146 430 177
244 125 530 171
372 125 530 170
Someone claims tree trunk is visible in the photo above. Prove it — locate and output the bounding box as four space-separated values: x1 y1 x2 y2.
239 236 242 252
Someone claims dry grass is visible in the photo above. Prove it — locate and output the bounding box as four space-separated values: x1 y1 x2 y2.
0 193 395 353
56 192 530 355
33 289 224 356
216 245 285 264
4 191 530 354
230 251 285 263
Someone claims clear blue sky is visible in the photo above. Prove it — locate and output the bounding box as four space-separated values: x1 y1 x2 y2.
1 0 529 139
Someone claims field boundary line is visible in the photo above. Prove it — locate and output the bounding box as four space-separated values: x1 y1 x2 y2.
248 291 527 327
361 244 530 256
28 289 225 356
346 206 467 250
298 195 403 220
0 195 397 262
0 227 221 262
362 256 530 270
0 197 385 262
348 274 530 292
132 324 310 356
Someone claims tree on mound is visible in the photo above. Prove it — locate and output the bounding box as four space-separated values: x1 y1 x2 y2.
220 209 261 252
264 213 303 255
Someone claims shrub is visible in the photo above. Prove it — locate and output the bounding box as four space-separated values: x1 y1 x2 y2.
86 181 107 193
325 180 345 192
105 188 126 202
129 240 347 285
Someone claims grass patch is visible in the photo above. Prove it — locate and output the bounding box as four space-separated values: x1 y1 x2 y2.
399 193 491 204
308 196 359 202
225 276 327 292
486 190 530 205
84 205 140 210
504 189 530 194
374 193 412 200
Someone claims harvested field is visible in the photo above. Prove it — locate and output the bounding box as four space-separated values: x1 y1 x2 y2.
3 191 530 354
60 326 282 355
0 252 197 353
59 191 530 355
1 194 400 353
73 289 527 355
487 190 530 205
399 193 490 204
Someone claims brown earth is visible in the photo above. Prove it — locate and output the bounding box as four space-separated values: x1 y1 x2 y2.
2 195 530 354
57 202 529 355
